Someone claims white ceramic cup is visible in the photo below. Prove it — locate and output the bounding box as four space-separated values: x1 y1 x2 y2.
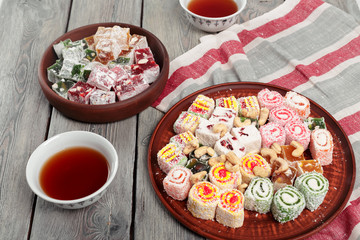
26 131 118 209
179 0 247 32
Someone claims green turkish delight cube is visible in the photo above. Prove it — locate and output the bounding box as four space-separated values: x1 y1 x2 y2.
47 59 63 83
52 79 75 98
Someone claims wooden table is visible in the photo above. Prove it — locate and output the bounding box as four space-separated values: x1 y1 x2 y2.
0 0 357 239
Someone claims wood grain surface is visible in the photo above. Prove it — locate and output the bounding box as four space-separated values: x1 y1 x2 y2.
0 0 356 239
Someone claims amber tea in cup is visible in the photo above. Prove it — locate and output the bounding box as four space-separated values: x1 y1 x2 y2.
187 0 238 18
39 146 109 200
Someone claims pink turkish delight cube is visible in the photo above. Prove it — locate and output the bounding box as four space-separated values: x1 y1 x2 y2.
129 60 160 84
87 66 116 91
89 89 116 105
67 81 95 104
115 75 149 101
111 65 130 85
134 47 154 63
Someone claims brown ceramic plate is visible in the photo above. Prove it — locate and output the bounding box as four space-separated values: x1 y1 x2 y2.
147 82 355 240
38 22 169 123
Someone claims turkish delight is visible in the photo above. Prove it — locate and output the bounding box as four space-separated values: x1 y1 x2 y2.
215 96 238 113
188 95 215 119
209 107 237 131
87 66 116 91
89 89 116 105
195 118 221 148
214 133 246 158
230 125 261 154
238 96 260 119
67 81 95 104
173 112 201 134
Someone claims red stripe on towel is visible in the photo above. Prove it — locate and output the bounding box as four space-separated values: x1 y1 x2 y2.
269 35 360 89
338 111 360 136
238 0 324 47
152 40 245 107
308 196 360 240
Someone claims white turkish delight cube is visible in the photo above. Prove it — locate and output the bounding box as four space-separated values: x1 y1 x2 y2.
67 81 95 104
214 132 246 158
87 66 116 91
230 125 262 154
209 107 236 132
129 34 148 49
89 89 116 105
195 118 221 147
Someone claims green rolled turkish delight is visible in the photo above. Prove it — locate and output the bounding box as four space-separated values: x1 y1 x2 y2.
294 172 329 211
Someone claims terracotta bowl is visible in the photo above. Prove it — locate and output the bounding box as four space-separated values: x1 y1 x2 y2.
38 22 169 123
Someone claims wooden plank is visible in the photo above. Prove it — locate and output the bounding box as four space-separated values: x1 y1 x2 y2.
29 0 142 239
134 0 206 239
0 0 71 239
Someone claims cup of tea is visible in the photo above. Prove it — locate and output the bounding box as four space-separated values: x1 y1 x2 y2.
179 0 247 32
26 131 118 209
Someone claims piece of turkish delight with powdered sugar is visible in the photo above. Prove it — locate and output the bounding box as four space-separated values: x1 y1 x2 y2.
67 81 95 104
129 60 160 84
111 65 130 84
173 112 201 134
214 132 246 158
129 34 148 49
230 125 262 154
195 118 221 148
134 47 155 63
89 89 116 105
52 79 75 99
114 75 149 101
188 95 215 119
209 107 237 132
87 66 116 91
93 26 130 64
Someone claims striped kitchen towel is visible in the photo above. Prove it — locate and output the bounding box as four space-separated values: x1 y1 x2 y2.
153 0 360 239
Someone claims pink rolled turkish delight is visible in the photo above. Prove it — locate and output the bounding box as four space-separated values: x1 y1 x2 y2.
163 166 192 201
259 122 286 148
89 89 116 105
87 66 116 91
67 81 95 104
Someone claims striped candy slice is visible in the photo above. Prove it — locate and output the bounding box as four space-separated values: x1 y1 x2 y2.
188 94 215 119
157 143 187 173
170 131 196 150
187 182 220 220
271 185 306 223
215 96 239 113
244 177 274 214
310 128 333 165
173 111 201 134
294 172 329 211
216 189 245 228
257 88 284 110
